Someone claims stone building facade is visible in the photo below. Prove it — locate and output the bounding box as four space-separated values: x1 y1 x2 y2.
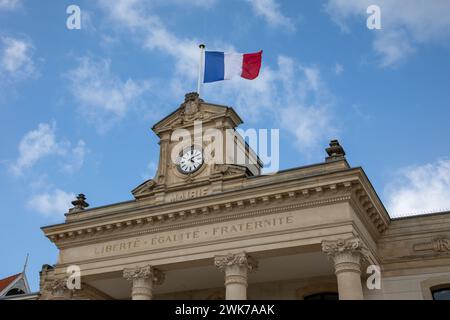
38 93 450 300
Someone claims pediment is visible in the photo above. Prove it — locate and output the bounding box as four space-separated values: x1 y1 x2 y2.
214 164 249 178
152 92 242 135
131 179 156 199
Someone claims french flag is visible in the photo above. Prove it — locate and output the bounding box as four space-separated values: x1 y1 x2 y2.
203 50 263 83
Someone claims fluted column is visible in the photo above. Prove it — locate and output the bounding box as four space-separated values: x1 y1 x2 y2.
214 252 257 300
322 237 368 300
123 265 165 300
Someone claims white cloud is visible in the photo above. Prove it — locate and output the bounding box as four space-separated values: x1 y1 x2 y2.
372 29 414 68
141 161 157 180
11 123 63 175
0 0 20 11
302 66 320 92
67 56 152 131
11 122 86 175
385 159 450 218
324 0 450 67
61 140 87 174
247 0 295 31
280 106 332 151
207 56 336 153
160 0 216 8
27 189 75 219
98 1 335 155
97 0 200 81
334 63 344 75
0 36 35 80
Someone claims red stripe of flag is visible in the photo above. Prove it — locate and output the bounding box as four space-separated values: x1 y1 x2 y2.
241 50 263 80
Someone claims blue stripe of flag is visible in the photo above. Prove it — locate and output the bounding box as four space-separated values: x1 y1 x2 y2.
204 51 224 83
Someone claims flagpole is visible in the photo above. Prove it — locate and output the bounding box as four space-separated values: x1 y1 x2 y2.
197 44 205 97
22 253 29 274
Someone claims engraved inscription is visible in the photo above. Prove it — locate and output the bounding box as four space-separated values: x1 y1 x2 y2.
166 187 209 202
91 214 294 258
413 238 450 252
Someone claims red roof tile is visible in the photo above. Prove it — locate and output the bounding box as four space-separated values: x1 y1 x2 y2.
0 273 21 292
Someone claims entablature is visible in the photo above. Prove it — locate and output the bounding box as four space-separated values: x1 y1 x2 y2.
42 168 390 250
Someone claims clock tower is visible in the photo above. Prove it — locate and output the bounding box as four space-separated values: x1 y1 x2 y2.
132 92 262 203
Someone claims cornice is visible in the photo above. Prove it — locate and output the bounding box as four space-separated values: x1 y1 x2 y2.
44 178 389 247
349 183 389 235
61 161 356 223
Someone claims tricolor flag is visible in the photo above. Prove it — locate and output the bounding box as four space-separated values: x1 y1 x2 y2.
203 50 263 83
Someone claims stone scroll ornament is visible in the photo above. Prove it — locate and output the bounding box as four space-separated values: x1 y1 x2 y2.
322 237 370 264
413 238 450 252
214 252 258 272
123 265 165 285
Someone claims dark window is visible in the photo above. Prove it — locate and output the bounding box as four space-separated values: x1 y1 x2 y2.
5 288 25 296
304 292 338 300
432 287 450 300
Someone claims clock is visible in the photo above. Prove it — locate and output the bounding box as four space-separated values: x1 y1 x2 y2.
177 147 203 174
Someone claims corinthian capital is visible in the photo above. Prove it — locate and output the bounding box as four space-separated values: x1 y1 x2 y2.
123 265 165 285
214 252 258 272
322 237 367 255
322 237 369 273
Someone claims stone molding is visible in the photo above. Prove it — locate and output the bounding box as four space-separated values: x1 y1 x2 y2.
46 180 389 246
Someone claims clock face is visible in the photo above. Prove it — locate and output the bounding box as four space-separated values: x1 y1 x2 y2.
178 147 203 174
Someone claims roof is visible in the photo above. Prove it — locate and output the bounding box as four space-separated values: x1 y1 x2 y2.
391 210 450 221
0 292 40 300
0 273 21 292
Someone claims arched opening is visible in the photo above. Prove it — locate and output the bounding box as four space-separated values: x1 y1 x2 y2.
432 285 450 300
5 288 26 296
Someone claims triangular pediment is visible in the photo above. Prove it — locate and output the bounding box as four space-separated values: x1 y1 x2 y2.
131 179 156 199
152 92 242 135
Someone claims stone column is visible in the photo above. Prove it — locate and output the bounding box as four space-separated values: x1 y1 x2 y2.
214 252 257 300
123 265 165 300
322 237 368 300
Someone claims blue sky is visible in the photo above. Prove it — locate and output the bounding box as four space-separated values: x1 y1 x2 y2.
1 0 450 291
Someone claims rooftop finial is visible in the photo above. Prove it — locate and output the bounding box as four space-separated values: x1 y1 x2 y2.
185 92 200 102
68 193 89 213
325 139 346 162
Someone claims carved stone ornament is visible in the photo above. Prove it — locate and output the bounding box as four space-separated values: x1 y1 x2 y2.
68 194 89 213
322 238 370 275
214 164 247 177
179 92 205 123
325 139 346 162
214 252 258 272
322 237 369 262
123 265 152 280
123 265 165 285
413 238 450 253
42 277 72 298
